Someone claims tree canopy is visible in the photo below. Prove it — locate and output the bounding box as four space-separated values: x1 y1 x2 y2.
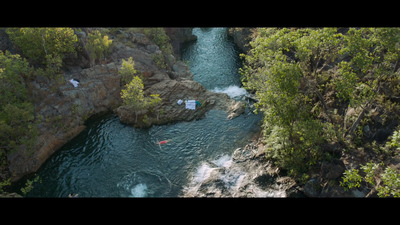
0 51 37 166
120 58 161 123
241 27 400 179
6 28 78 65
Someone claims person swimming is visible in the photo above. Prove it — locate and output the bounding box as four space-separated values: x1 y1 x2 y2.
157 140 171 145
68 193 78 198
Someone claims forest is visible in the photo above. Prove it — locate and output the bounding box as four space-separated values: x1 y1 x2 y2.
241 28 400 197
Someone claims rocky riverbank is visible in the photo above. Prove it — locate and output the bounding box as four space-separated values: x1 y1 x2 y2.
1 28 246 183
182 135 304 197
228 28 253 53
180 131 395 198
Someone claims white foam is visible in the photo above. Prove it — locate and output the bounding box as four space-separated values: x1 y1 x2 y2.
212 155 232 168
130 183 148 197
212 85 247 98
192 163 215 184
184 154 289 197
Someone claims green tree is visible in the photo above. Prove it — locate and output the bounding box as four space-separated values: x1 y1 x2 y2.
121 76 146 109
0 51 37 166
119 57 137 85
334 28 400 136
6 27 77 65
6 27 77 82
241 27 400 178
0 51 31 105
86 30 112 65
20 175 41 195
121 76 162 123
241 28 342 175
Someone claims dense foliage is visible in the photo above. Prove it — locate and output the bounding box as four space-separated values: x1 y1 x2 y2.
6 28 78 65
241 28 400 181
5 27 79 83
120 57 162 122
340 162 400 197
120 57 138 85
0 51 37 167
86 30 112 64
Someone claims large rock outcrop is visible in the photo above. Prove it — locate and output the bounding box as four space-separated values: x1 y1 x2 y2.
112 28 245 128
116 79 245 127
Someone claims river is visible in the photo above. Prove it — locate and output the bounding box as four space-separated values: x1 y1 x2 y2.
16 28 262 197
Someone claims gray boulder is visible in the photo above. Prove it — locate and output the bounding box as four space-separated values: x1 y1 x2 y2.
303 178 321 197
320 158 346 180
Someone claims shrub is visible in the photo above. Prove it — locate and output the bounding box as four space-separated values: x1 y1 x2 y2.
340 162 400 197
339 168 362 191
119 57 138 85
143 28 173 55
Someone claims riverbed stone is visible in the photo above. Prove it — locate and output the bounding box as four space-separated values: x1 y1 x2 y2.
303 178 321 197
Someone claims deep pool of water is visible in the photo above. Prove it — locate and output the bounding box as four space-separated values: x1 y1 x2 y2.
17 28 262 197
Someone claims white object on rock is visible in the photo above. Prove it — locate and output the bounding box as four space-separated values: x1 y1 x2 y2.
69 79 79 87
185 100 196 110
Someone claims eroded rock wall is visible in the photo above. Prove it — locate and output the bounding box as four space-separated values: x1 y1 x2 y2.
228 28 253 54
8 62 122 182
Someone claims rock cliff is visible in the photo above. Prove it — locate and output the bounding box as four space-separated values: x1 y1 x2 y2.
3 28 246 182
228 28 253 53
7 62 122 182
163 28 197 58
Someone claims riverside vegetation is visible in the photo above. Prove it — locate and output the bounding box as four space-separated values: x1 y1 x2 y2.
119 57 162 123
3 27 400 197
241 27 400 197
0 27 245 196
0 27 173 195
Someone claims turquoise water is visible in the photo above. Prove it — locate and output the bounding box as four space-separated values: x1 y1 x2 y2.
17 28 262 197
181 27 244 90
